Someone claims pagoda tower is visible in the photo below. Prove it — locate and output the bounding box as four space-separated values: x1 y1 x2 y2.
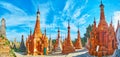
62 20 75 54
26 29 34 55
87 1 117 56
107 19 117 55
48 35 53 53
54 27 62 52
97 1 109 49
74 26 82 49
26 9 48 55
19 35 26 52
13 38 17 49
0 18 6 38
87 18 98 55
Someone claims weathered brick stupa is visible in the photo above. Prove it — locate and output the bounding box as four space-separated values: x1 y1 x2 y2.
48 36 53 53
19 35 26 52
86 1 117 57
26 9 49 55
0 18 16 57
0 18 6 38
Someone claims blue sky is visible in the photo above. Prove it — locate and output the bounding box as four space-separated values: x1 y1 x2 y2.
0 0 120 42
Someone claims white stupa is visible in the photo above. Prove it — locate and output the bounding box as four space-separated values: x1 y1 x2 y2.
116 20 120 49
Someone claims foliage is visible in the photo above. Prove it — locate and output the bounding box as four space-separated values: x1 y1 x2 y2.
12 47 23 52
72 39 77 44
82 24 92 46
10 49 16 57
4 40 10 45
13 48 20 52
52 39 56 45
0 35 4 39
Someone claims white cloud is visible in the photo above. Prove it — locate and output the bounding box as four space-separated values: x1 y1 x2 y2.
61 0 89 25
72 0 88 20
77 14 90 24
62 21 77 32
0 1 26 15
58 0 89 39
0 1 50 42
113 11 120 30
70 23 78 32
62 21 68 28
0 0 89 41
73 8 81 19
0 2 36 27
7 30 28 42
63 0 73 11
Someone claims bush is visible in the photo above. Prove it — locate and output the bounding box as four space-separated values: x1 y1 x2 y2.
4 40 10 46
0 35 4 39
10 49 16 57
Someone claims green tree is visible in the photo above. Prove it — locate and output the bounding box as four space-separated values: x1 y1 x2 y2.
72 38 77 44
83 24 92 46
52 39 56 45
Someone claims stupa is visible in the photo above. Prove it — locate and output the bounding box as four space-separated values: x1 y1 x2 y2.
54 27 62 52
62 20 75 54
26 9 49 55
74 26 82 49
87 1 117 56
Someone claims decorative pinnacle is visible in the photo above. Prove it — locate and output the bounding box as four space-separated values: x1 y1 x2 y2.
58 27 60 32
68 19 70 29
30 28 32 35
37 7 40 14
44 27 46 36
22 35 24 40
100 0 104 7
94 17 96 24
111 16 113 24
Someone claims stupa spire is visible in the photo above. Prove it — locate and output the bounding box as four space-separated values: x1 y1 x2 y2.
110 17 113 26
33 8 42 37
44 27 46 36
37 7 40 14
100 0 105 21
94 17 96 25
67 19 70 39
62 19 75 54
98 0 108 30
74 24 82 49
30 28 32 35
78 25 80 38
58 27 60 38
19 35 26 52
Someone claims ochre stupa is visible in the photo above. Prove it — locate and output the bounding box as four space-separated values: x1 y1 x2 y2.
87 1 117 57
26 9 49 55
62 20 75 54
74 27 82 49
